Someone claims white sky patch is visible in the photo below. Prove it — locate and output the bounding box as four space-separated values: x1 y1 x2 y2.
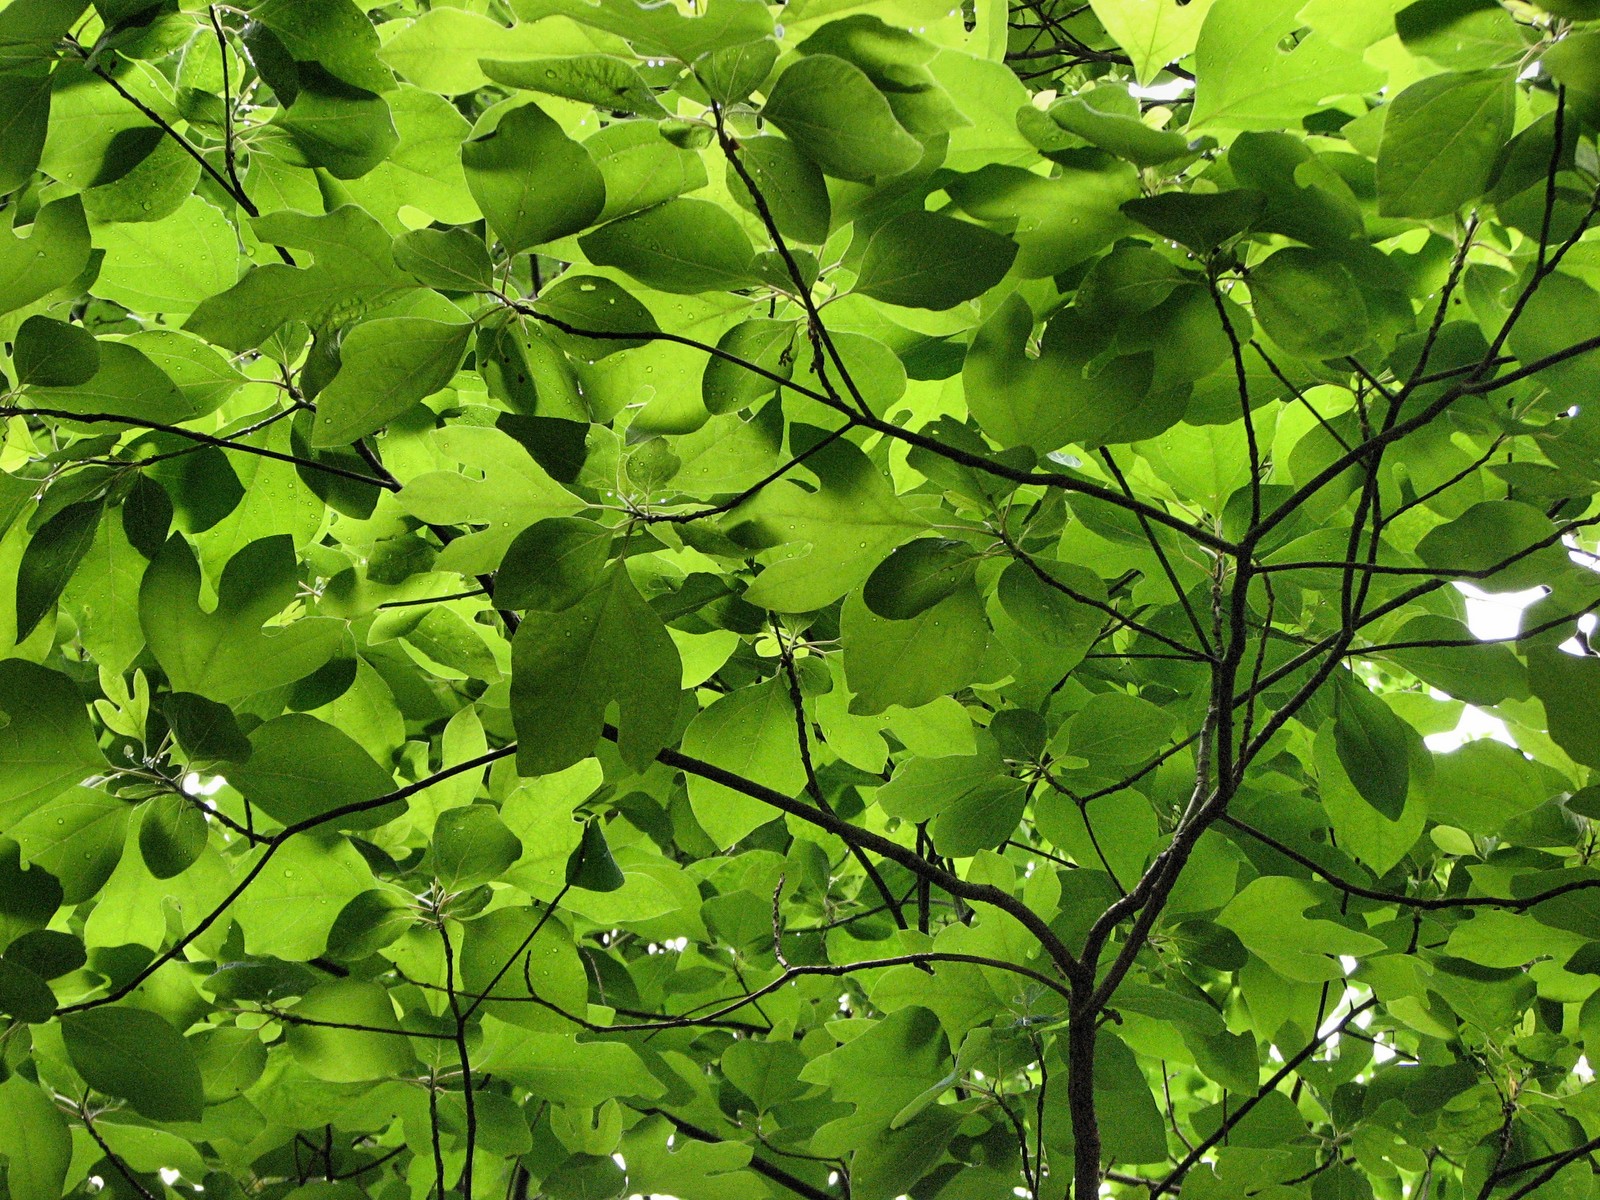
1458 583 1543 640
1129 78 1194 102
1424 585 1539 751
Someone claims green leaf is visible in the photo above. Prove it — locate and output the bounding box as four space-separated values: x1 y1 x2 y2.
26 337 197 425
1190 0 1381 131
326 888 412 960
1426 739 1549 838
433 805 522 889
184 206 413 352
1248 247 1369 359
1528 648 1600 769
1376 70 1515 219
702 319 798 414
841 584 992 714
162 692 253 765
482 55 666 117
725 134 832 244
853 211 1016 310
392 227 494 292
1396 0 1527 70
1415 500 1564 593
681 677 805 848
272 68 398 180
16 497 103 640
863 538 980 620
285 979 416 1082
0 660 101 827
946 162 1138 279
1217 877 1387 982
0 196 90 318
13 315 98 387
1056 691 1176 768
1048 95 1196 167
245 0 394 93
462 100 606 254
1543 33 1600 126
963 294 1173 452
695 40 779 104
398 425 584 574
479 1021 666 1107
1088 0 1215 85
536 273 659 359
476 318 588 421
137 794 208 880
230 833 374 960
1379 615 1528 707
579 198 757 294
61 1005 205 1121
1331 675 1412 821
588 118 711 222
725 435 923 612
90 196 240 317
0 1076 71 1200
229 714 399 829
565 820 626 892
0 981 58 1038
495 517 612 611
760 54 922 181
510 563 680 774
139 535 343 702
309 315 472 447
1121 189 1266 252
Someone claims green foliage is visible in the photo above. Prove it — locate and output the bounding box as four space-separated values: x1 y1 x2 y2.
2 0 1600 1198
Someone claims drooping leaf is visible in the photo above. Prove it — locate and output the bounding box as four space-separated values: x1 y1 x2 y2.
1331 674 1413 821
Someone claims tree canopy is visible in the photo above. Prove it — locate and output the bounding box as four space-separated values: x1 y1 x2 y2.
3 0 1600 1198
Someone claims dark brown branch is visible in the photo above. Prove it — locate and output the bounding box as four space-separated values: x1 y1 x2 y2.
612 725 1087 982
4 407 396 490
57 745 518 1015
637 1108 841 1200
1150 998 1377 1198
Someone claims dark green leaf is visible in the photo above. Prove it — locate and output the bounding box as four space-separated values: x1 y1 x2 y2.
854 211 1017 309
13 315 97 387
137 794 208 879
565 820 625 892
61 1006 204 1121
862 538 979 619
1331 674 1412 820
16 497 103 640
